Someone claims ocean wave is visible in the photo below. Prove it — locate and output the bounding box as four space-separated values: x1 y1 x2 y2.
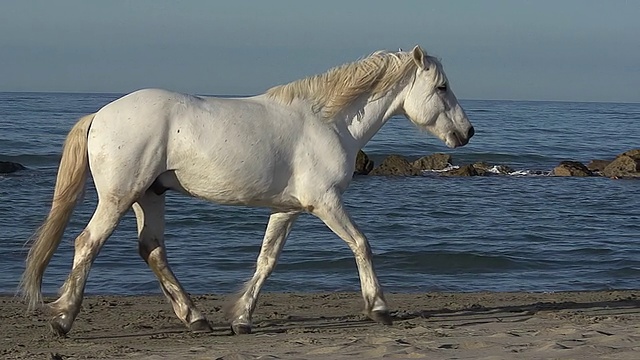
375 250 546 273
423 164 552 177
273 250 549 274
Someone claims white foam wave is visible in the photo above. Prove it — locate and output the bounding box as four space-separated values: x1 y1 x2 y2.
422 164 552 177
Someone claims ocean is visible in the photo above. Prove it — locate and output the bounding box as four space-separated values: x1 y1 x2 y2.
1 92 639 296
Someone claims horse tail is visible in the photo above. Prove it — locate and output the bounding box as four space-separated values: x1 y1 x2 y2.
21 113 96 310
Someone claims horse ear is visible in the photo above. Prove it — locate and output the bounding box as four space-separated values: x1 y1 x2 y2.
411 45 426 69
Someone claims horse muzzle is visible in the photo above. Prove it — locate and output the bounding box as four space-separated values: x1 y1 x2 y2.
446 126 474 148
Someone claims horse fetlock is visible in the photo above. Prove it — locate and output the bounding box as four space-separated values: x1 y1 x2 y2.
371 297 388 312
363 295 387 312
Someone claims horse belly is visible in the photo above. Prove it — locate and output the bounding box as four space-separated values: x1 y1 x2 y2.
168 143 300 209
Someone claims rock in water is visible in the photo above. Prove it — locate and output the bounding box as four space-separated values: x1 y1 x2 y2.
369 155 421 176
552 161 592 177
472 162 514 176
586 159 611 173
441 164 478 176
354 150 374 175
602 149 640 178
0 161 26 174
412 153 451 171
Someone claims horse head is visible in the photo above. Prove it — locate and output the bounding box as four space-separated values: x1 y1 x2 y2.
402 46 474 148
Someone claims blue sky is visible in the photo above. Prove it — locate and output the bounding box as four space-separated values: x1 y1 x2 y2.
1 0 638 102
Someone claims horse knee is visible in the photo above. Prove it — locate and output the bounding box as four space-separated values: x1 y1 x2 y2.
354 241 373 259
138 237 161 262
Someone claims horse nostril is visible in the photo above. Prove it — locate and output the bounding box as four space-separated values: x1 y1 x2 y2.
467 126 475 138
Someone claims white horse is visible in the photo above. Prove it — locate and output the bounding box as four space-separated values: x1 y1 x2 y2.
21 45 474 336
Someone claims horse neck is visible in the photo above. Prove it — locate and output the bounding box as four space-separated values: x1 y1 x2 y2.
341 86 406 150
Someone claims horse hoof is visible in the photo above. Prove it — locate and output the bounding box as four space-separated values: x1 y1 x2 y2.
370 310 393 325
189 319 213 333
231 323 252 335
49 318 69 337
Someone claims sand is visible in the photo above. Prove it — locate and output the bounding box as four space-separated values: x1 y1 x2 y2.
1 290 639 359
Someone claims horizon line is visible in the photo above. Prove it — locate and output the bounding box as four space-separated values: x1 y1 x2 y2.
0 90 637 105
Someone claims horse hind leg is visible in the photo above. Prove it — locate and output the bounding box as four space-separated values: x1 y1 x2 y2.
133 190 211 333
48 198 130 336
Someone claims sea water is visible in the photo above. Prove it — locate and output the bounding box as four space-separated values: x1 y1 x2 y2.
1 92 639 295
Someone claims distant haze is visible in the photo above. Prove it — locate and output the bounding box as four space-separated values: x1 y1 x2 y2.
1 0 638 102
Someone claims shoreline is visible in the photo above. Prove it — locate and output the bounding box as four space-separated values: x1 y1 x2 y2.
2 290 638 359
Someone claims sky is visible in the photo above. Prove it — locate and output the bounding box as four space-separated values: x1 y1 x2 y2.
1 0 639 102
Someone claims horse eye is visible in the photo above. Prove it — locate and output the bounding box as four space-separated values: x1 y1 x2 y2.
437 84 448 92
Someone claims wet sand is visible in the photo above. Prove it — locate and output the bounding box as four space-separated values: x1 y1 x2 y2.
1 291 639 359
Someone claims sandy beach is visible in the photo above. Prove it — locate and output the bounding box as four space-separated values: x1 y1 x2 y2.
1 291 639 359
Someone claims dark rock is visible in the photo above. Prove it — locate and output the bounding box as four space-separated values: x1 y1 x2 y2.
411 153 451 171
471 162 491 176
441 164 478 176
530 170 548 176
602 149 640 178
0 161 26 174
354 150 374 175
553 161 593 177
587 159 611 173
369 154 421 176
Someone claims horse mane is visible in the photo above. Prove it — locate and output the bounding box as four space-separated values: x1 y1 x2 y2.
266 50 424 120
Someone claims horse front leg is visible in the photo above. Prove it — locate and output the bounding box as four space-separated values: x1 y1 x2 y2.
311 192 392 325
228 210 300 335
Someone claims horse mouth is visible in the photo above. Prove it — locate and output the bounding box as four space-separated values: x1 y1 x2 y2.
447 131 469 148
